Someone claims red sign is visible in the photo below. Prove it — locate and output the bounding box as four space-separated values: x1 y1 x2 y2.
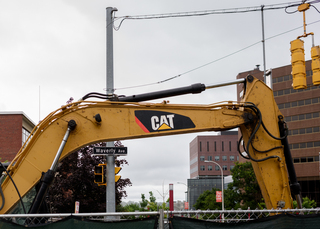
184 202 189 210
216 191 222 202
75 201 80 213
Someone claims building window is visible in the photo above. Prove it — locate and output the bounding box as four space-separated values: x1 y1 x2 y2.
278 97 320 110
273 75 320 95
222 141 224 151
230 165 235 170
229 141 231 151
208 156 212 161
214 141 216 151
22 128 31 145
200 165 205 171
293 156 319 163
284 89 290 95
222 156 227 161
285 111 319 122
292 101 297 107
207 141 209 152
290 141 320 149
200 156 205 161
215 156 220 161
208 165 212 171
215 165 220 171
312 98 319 104
230 156 235 161
199 141 202 152
308 157 314 162
222 165 228 171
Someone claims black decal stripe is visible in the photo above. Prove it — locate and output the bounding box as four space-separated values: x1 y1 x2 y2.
135 110 195 132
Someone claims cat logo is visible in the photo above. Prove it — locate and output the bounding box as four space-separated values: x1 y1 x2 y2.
151 114 175 131
135 110 195 133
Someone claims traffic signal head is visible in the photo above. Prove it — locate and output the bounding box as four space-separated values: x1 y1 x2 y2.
311 45 320 86
115 167 122 183
94 164 106 185
291 39 307 89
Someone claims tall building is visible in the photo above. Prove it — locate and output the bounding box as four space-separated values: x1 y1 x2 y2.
189 132 239 179
237 60 320 205
0 112 35 162
188 131 239 209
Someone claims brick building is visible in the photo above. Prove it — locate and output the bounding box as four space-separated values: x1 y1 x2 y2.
0 112 35 162
237 60 320 204
189 131 239 179
188 131 239 209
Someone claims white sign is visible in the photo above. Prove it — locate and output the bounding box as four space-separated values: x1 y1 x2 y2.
75 201 80 213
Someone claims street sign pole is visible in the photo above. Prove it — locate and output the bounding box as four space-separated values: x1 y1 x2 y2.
106 7 117 218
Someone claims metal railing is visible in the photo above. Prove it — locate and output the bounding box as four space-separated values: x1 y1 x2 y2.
0 208 319 228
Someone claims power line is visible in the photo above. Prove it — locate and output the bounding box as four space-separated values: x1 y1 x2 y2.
113 1 320 91
114 19 320 91
116 2 302 19
113 1 303 30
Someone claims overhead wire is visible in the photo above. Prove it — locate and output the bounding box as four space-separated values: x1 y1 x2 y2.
113 1 304 30
114 18 320 91
311 3 320 13
112 1 320 91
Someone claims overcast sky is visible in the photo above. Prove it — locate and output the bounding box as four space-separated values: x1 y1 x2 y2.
1 1 320 204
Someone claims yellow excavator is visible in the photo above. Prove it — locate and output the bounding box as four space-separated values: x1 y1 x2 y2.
0 75 302 214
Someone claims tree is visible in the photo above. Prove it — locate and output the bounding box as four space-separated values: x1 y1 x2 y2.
120 202 140 213
293 196 317 209
148 191 156 203
146 191 158 211
224 161 262 210
47 142 132 213
140 194 148 209
193 162 262 211
193 188 222 210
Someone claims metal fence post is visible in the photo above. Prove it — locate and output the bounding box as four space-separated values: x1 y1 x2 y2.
159 209 164 229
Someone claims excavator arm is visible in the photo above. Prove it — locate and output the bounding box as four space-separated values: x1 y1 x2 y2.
0 75 298 214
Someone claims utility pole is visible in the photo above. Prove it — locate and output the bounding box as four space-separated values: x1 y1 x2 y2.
261 5 267 83
106 6 117 218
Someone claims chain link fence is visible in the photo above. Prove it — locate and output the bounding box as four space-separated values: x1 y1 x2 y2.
0 208 319 228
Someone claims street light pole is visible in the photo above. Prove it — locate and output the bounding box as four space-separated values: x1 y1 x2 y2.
177 182 190 210
204 160 224 214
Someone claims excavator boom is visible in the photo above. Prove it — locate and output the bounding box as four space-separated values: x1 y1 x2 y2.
0 75 298 214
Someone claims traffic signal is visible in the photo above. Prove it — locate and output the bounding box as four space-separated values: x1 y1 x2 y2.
115 167 121 182
94 164 106 185
311 45 320 86
291 39 307 89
